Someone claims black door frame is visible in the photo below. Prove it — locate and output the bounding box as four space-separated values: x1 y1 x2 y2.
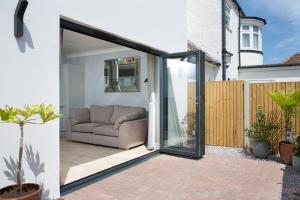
159 51 205 159
59 19 205 194
60 19 166 56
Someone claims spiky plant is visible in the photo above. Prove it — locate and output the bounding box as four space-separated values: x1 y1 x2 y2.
0 104 59 192
268 90 300 144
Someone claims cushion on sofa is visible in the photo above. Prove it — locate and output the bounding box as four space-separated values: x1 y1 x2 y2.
72 123 103 133
114 111 145 129
110 105 146 123
70 108 90 126
90 105 114 124
93 125 118 137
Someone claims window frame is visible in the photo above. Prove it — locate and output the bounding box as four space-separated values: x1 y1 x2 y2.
225 2 231 29
241 24 262 51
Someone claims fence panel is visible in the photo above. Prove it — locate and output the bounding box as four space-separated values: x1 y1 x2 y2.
249 82 300 141
188 81 244 147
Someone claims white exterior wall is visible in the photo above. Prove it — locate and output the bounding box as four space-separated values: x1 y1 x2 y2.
225 0 240 80
60 0 187 53
188 0 222 63
239 65 300 81
240 52 263 66
0 0 187 198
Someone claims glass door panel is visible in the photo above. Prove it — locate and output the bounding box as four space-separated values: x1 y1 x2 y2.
160 51 205 158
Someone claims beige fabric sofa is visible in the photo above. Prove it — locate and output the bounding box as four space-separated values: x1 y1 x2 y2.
66 105 148 149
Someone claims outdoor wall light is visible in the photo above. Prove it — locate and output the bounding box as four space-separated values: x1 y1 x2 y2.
14 0 28 37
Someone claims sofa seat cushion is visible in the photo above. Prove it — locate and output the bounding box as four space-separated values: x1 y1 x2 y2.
114 112 145 129
90 105 114 124
93 125 119 137
110 105 146 123
72 123 103 133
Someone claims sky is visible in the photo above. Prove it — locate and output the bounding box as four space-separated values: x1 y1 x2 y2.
238 0 300 64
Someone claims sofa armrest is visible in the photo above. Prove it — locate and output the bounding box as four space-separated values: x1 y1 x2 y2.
118 118 148 149
114 112 145 129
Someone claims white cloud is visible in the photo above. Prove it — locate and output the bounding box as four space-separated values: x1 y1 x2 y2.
275 37 300 49
243 0 300 26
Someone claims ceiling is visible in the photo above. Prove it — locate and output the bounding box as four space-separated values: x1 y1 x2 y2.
61 29 127 56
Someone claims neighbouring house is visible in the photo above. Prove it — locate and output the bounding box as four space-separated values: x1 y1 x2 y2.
282 52 300 64
239 52 300 81
188 0 266 80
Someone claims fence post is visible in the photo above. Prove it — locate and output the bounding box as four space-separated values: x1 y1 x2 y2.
243 80 250 149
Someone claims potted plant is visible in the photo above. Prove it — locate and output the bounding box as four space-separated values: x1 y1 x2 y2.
293 136 300 172
245 106 271 159
268 90 300 164
0 104 59 200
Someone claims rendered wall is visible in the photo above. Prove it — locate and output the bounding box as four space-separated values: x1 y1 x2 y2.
239 65 300 81
225 0 240 80
59 0 187 53
0 0 187 198
240 52 263 66
0 0 60 199
188 0 222 63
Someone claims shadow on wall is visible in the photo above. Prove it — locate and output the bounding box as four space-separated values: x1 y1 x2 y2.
3 144 51 200
15 24 34 53
281 166 300 200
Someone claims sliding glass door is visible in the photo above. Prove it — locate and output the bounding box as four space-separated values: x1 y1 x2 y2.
160 51 205 158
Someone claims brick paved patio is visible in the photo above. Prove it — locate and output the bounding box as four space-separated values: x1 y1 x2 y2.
63 153 300 200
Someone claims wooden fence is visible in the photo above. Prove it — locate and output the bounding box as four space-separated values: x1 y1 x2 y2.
188 81 244 147
250 82 300 139
188 81 300 148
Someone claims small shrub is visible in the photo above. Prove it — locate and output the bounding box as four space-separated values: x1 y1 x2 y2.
245 106 271 142
294 136 300 157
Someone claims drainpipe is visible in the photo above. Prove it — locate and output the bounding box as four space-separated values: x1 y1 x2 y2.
238 9 241 67
221 0 226 80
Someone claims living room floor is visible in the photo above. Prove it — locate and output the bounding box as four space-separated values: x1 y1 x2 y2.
60 137 152 185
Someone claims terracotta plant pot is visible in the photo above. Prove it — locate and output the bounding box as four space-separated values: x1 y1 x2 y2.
279 141 294 165
0 183 41 200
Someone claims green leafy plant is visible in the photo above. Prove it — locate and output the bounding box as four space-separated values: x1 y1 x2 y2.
268 90 300 144
294 136 300 157
265 109 284 153
245 106 272 142
0 104 60 192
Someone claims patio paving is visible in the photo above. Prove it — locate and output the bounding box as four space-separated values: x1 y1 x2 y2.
63 150 300 200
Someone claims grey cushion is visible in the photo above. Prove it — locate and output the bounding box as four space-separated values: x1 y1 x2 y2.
70 108 90 126
110 105 146 123
90 105 114 124
72 123 102 133
93 125 118 137
114 112 145 129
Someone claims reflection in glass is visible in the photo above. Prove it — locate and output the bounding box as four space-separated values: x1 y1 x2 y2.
163 56 197 152
104 57 140 92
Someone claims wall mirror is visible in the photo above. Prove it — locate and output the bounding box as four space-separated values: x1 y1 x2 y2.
104 57 140 92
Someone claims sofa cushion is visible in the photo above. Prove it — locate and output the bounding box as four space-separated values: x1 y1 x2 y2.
72 123 103 133
90 105 114 124
110 105 146 123
70 108 90 126
93 125 118 137
114 112 145 129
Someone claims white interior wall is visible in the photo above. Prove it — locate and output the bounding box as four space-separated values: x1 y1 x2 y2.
64 49 149 109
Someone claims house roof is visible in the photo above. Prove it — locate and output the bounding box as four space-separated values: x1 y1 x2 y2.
232 0 246 16
241 16 267 25
282 52 300 64
187 41 221 66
